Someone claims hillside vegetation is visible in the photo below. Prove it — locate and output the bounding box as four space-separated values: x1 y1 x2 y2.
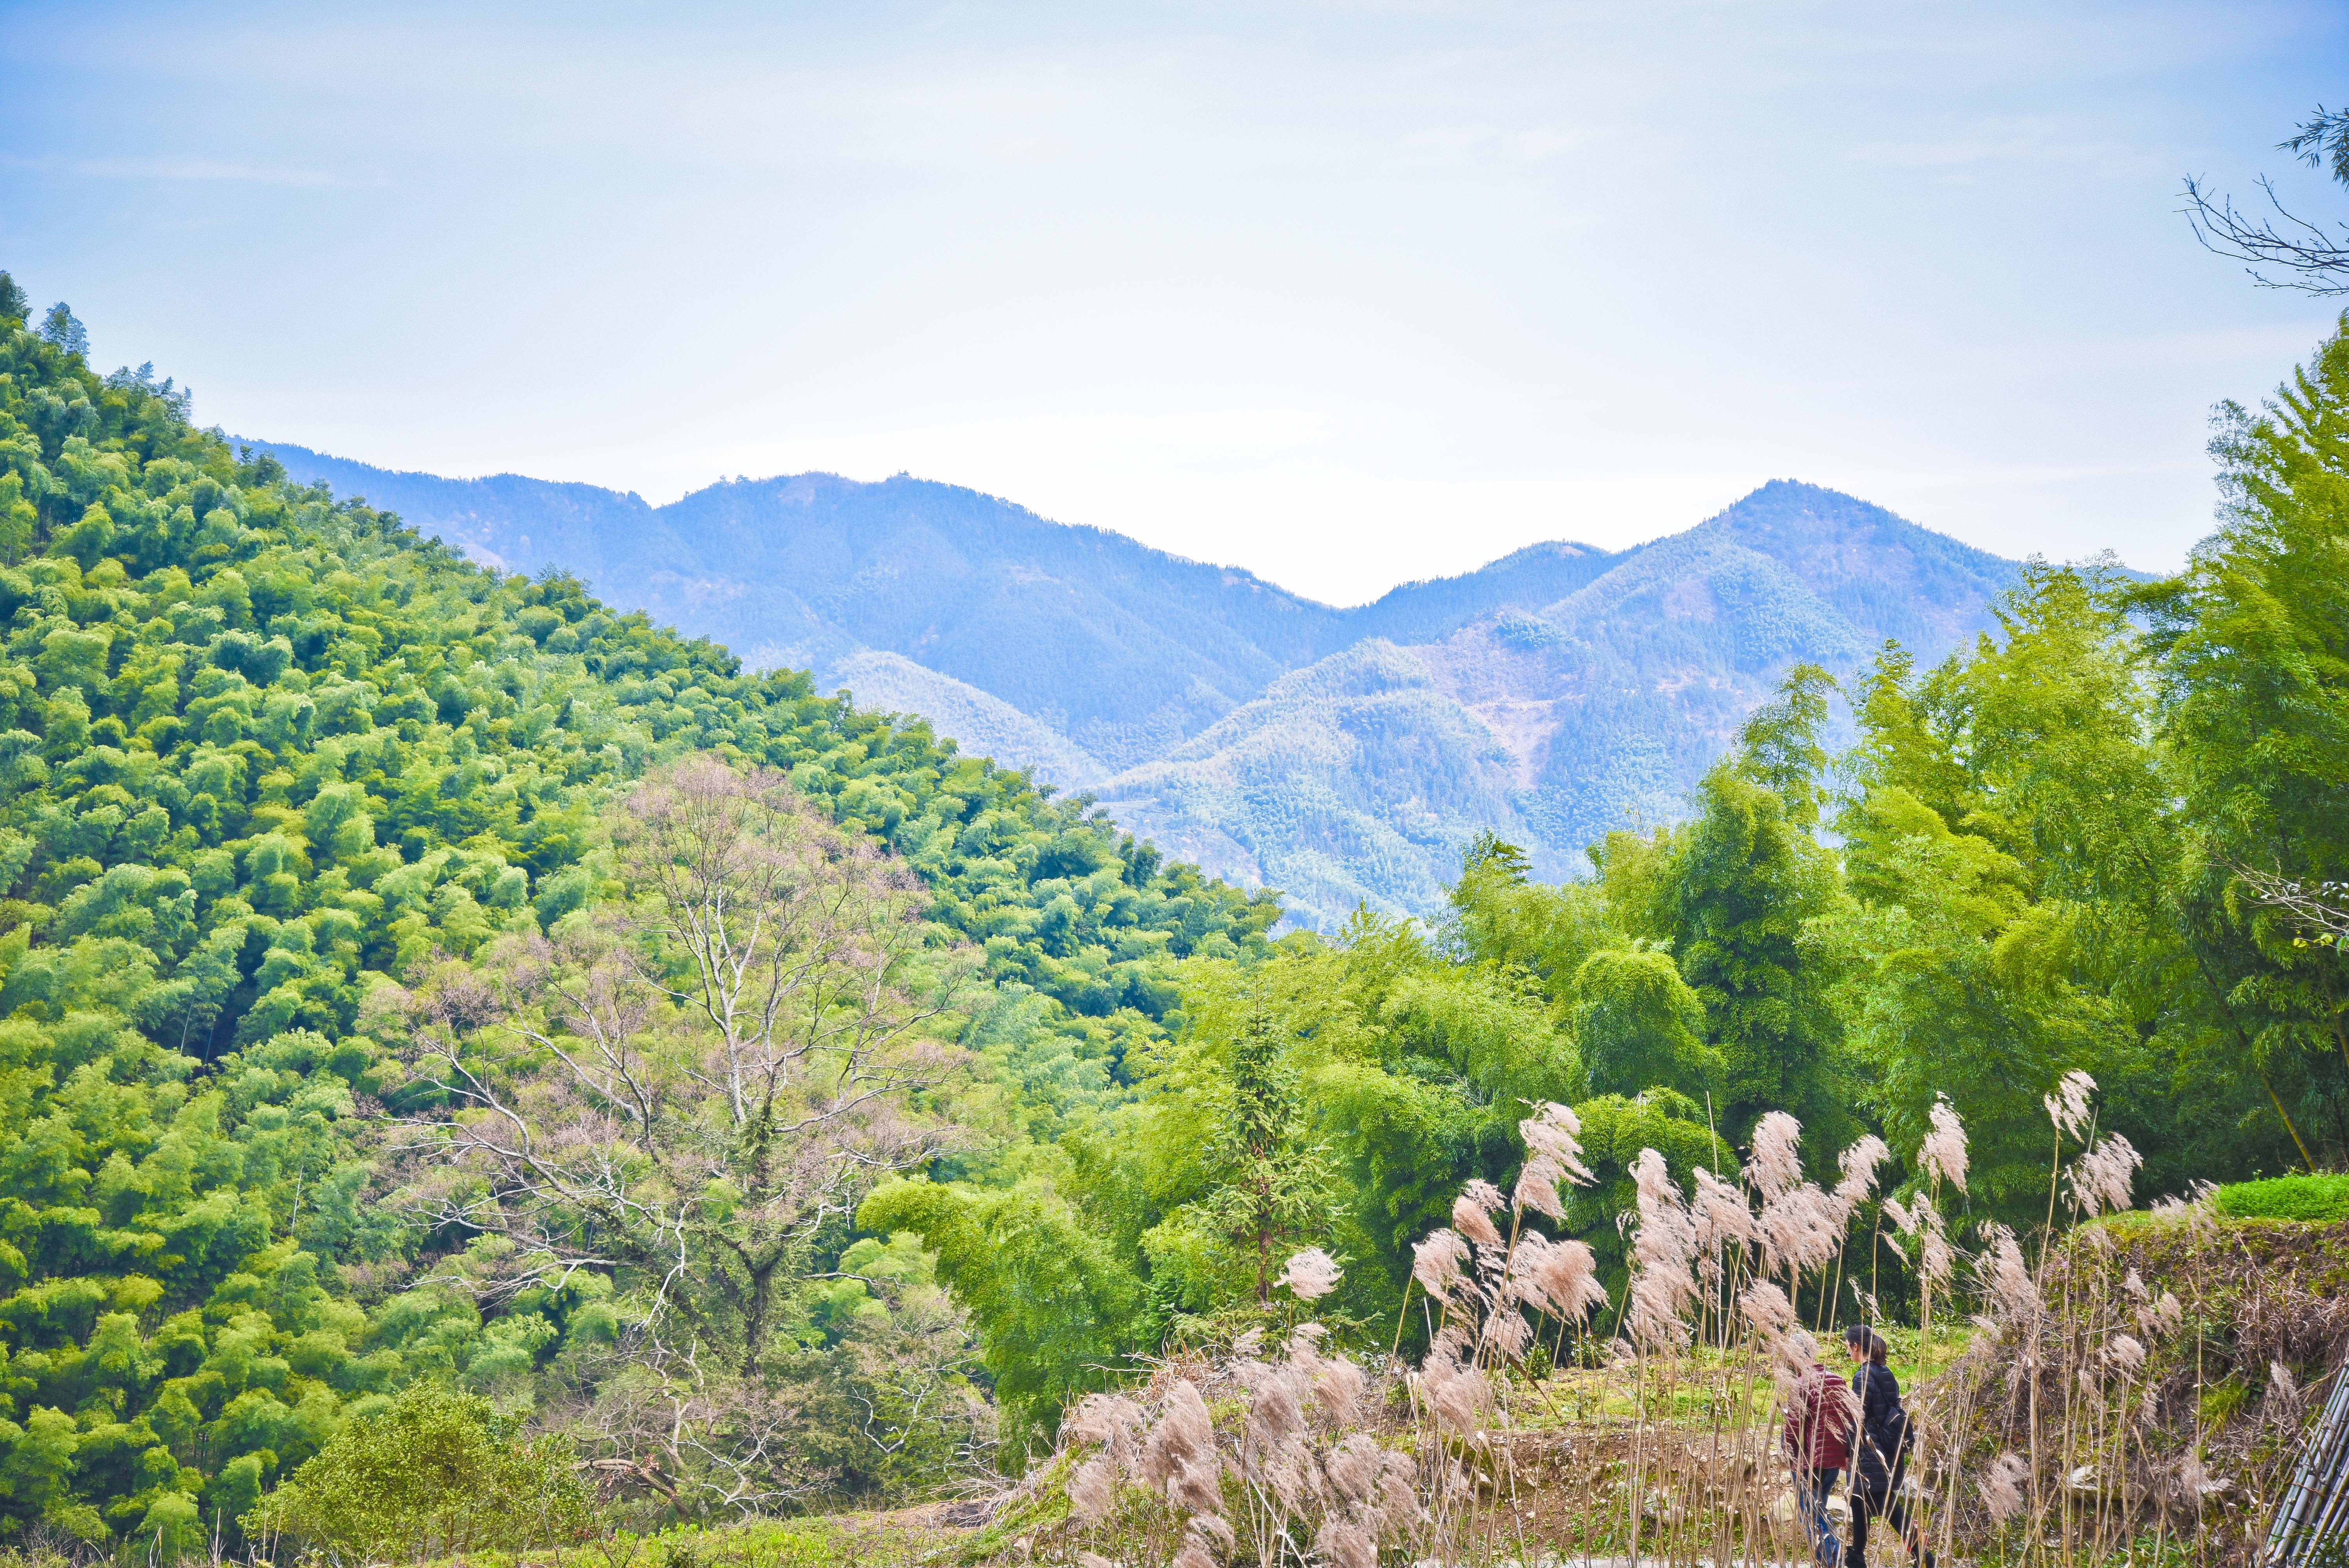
0 282 1276 1550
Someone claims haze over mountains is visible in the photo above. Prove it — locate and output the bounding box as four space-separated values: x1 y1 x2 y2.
252 441 2021 928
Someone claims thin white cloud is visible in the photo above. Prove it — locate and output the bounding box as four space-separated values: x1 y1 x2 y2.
1843 458 2208 488
1843 120 2163 176
1394 120 1615 167
2 154 340 186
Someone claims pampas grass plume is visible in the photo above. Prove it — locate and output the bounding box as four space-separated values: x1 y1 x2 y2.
1314 1354 1366 1425
1977 1223 2041 1322
1692 1165 1758 1254
2066 1131 2141 1219
1513 1153 1566 1220
1832 1133 1890 1221
1480 1305 1533 1359
1279 1247 1343 1301
1143 1379 1215 1486
1068 1392 1144 1457
1760 1183 1840 1277
1374 1450 1419 1531
1069 1456 1118 1526
2044 1069 2096 1140
1628 1148 1698 1350
1411 1229 1470 1304
1520 1101 1596 1186
1920 1097 1970 1194
1748 1111 1805 1200
1246 1363 1306 1445
1511 1231 1607 1322
1740 1280 1797 1342
1417 1357 1492 1433
1314 1517 1378 1568
1453 1180 1505 1247
1981 1451 2029 1522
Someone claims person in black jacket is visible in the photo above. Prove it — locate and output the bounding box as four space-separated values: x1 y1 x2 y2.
1844 1325 1934 1567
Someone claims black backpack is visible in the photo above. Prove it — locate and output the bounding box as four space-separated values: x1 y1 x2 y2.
1855 1363 1912 1475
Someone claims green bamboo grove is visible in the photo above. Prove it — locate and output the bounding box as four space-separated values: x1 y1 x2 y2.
0 285 1277 1546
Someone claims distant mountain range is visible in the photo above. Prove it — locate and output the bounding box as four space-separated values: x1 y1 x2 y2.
250 440 2021 929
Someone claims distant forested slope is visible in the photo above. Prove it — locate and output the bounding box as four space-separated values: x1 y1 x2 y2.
1096 484 2021 914
245 450 1342 770
254 440 2021 927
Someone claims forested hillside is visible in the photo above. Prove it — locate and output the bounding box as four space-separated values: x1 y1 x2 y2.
0 279 1276 1549
12 269 2349 1561
237 455 1339 772
252 449 2021 928
1095 483 2020 918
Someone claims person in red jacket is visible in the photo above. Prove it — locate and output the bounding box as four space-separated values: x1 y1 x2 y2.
1784 1331 1852 1566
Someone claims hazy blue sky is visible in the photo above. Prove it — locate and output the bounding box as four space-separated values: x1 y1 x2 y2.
2 2 2343 604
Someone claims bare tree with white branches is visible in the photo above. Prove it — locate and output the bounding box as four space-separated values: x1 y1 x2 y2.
379 757 979 1508
2233 864 2349 947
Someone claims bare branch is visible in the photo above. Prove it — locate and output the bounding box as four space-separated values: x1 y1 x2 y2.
2234 864 2349 944
2182 108 2349 296
2182 175 2349 297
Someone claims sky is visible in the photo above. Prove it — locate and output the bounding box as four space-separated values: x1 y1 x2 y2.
2 2 2344 606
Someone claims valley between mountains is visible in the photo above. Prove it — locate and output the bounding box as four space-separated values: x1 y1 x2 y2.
251 444 2022 928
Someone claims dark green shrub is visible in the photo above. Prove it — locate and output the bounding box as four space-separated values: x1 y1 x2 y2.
2213 1172 2349 1223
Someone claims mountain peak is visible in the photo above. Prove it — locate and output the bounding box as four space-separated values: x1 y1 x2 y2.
251 440 2021 928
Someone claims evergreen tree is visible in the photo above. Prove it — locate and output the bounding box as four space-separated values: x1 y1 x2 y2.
1458 829 1532 886
1112 975 1342 1335
857 1176 1145 1451
1829 556 2305 1205
38 301 87 358
1196 1001 1334 1306
1572 943 1717 1102
1656 666 1853 1149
